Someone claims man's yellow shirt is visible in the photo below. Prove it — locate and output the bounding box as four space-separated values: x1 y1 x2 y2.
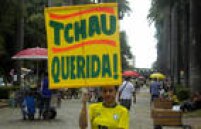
89 102 129 129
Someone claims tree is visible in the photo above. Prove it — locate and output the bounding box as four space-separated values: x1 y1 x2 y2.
120 31 133 70
24 0 48 48
148 0 201 92
35 0 133 70
0 0 18 79
0 0 133 82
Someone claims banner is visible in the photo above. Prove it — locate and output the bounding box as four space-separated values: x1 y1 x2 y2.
45 3 122 89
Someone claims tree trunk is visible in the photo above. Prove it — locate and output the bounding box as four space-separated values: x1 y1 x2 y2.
189 0 201 92
182 1 190 87
163 5 171 75
15 0 24 85
170 3 178 87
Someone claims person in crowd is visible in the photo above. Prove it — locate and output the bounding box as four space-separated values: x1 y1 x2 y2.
38 72 52 119
167 90 180 105
118 77 135 110
71 88 78 99
130 78 137 103
15 86 30 119
79 86 129 129
180 91 201 112
57 89 62 108
135 81 140 93
150 78 161 102
193 92 201 109
22 91 36 120
160 89 179 103
88 87 97 102
95 87 103 102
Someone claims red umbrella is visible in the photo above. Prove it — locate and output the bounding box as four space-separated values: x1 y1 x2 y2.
122 70 140 77
12 47 48 87
12 47 47 60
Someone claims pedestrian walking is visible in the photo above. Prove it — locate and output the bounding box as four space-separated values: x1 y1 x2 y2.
22 91 36 120
79 86 129 129
38 71 52 119
118 77 135 110
57 90 62 108
150 78 161 102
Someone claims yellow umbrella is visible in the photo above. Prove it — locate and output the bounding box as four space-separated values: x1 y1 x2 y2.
150 72 166 79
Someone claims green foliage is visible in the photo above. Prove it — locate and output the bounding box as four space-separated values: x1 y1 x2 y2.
184 109 201 118
148 0 190 71
0 36 5 55
0 0 18 77
117 0 131 19
0 0 133 79
74 0 131 19
0 0 17 54
120 31 133 70
24 0 48 48
174 84 190 101
120 31 132 57
0 86 20 99
177 89 190 101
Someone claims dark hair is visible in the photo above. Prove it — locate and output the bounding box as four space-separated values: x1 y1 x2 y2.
100 85 119 91
115 86 119 91
44 71 48 76
125 77 131 81
153 78 157 81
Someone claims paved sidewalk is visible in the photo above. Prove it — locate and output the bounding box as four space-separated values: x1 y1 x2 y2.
0 88 153 129
135 88 201 129
0 99 9 108
0 87 200 129
130 88 153 129
0 99 82 129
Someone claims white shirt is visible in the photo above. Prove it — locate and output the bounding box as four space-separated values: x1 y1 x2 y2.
118 81 135 99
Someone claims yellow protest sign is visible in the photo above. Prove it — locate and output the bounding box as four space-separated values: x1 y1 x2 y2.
44 3 122 89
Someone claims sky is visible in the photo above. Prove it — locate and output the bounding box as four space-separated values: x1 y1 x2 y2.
120 0 157 68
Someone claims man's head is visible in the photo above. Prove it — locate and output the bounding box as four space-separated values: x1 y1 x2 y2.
153 78 157 81
101 86 118 105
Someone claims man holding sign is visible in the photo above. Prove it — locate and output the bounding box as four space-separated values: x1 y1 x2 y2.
79 86 129 129
45 3 127 128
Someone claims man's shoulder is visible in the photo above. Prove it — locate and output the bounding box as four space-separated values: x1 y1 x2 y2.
151 81 158 85
128 81 134 86
121 81 127 85
124 81 134 89
89 102 102 109
116 104 128 112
